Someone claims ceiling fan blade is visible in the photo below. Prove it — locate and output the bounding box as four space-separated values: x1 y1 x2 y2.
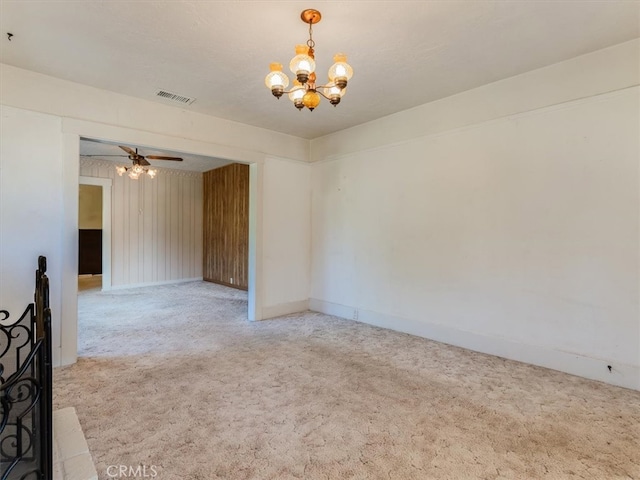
139 157 151 166
81 154 128 157
145 156 184 162
119 146 137 156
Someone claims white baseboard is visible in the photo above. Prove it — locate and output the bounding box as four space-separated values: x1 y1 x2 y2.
107 277 203 291
309 298 640 391
261 299 310 320
309 298 355 320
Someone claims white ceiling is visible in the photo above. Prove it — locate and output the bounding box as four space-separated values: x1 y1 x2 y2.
1 1 638 141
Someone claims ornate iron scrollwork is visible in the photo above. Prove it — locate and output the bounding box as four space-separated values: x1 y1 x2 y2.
0 256 52 480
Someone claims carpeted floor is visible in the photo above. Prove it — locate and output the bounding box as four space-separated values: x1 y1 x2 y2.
54 281 640 480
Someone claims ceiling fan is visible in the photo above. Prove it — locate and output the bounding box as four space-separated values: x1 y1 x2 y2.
118 146 183 165
84 145 184 165
84 146 183 179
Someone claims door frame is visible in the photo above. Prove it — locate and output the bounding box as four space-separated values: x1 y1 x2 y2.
59 119 264 366
79 176 112 290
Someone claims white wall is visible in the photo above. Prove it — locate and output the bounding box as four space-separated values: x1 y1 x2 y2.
2 65 308 163
0 106 64 356
80 158 202 287
311 40 640 162
0 64 311 366
310 40 640 390
261 156 311 318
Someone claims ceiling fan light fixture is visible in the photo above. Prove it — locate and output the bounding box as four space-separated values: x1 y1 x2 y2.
115 164 158 180
115 161 157 180
105 146 183 180
265 9 353 112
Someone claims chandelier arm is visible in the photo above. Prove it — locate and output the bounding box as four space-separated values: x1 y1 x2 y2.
282 87 308 95
316 90 332 100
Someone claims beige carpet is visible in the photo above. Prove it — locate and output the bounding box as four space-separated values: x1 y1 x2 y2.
54 281 640 480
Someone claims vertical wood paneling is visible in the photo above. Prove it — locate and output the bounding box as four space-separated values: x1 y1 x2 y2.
203 163 249 290
170 177 179 279
181 177 189 279
156 174 166 281
151 175 158 282
79 158 203 287
194 179 204 280
111 164 124 285
143 177 153 281
128 179 137 284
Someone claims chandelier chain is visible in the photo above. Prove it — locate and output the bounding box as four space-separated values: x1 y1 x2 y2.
307 22 315 51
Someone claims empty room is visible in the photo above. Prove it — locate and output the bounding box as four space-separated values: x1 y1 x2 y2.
0 1 638 479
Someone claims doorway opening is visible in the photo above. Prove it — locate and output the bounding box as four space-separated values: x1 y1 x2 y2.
78 176 112 292
78 184 102 290
75 137 256 359
60 128 263 367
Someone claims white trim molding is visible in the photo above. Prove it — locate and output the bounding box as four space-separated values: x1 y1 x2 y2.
261 299 310 320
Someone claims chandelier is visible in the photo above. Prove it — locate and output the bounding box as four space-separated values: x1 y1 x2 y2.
115 164 156 180
265 9 353 111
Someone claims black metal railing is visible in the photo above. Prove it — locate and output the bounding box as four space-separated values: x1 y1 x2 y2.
0 256 53 480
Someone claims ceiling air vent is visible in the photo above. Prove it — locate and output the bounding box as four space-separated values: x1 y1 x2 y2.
155 89 196 105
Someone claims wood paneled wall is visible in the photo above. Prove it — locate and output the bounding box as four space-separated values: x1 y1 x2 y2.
203 163 249 290
79 158 203 286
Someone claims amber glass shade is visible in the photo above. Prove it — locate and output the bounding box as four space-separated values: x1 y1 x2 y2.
264 63 290 89
322 83 346 98
328 53 353 88
288 81 305 102
289 44 316 80
302 90 321 110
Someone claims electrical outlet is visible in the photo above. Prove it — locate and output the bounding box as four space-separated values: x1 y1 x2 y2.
353 309 359 320
230 277 233 284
